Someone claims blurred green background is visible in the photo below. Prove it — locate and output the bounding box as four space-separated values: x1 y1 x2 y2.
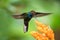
0 0 60 40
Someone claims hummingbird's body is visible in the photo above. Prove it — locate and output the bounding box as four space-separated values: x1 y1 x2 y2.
12 11 51 33
24 12 33 32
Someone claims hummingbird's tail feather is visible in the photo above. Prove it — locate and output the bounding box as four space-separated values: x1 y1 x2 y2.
23 25 28 33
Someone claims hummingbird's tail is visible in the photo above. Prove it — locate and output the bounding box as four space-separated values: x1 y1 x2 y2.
23 25 28 33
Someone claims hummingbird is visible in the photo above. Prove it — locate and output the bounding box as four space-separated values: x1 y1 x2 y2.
12 10 51 33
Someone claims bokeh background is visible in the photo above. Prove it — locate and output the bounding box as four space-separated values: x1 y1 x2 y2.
0 0 60 40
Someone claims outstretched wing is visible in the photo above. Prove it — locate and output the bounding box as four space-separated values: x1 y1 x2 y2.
12 13 27 19
34 12 51 17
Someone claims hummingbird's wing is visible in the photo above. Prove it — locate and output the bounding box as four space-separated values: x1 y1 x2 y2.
12 13 27 19
34 12 51 17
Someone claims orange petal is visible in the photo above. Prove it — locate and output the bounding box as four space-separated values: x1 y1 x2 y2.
30 31 49 40
35 20 47 28
46 29 54 39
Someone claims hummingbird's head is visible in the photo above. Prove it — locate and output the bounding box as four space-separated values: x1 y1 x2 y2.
31 10 36 15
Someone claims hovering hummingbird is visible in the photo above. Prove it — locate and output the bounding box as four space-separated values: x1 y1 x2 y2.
12 10 51 33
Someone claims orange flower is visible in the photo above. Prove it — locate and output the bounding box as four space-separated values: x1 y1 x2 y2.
30 20 55 40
